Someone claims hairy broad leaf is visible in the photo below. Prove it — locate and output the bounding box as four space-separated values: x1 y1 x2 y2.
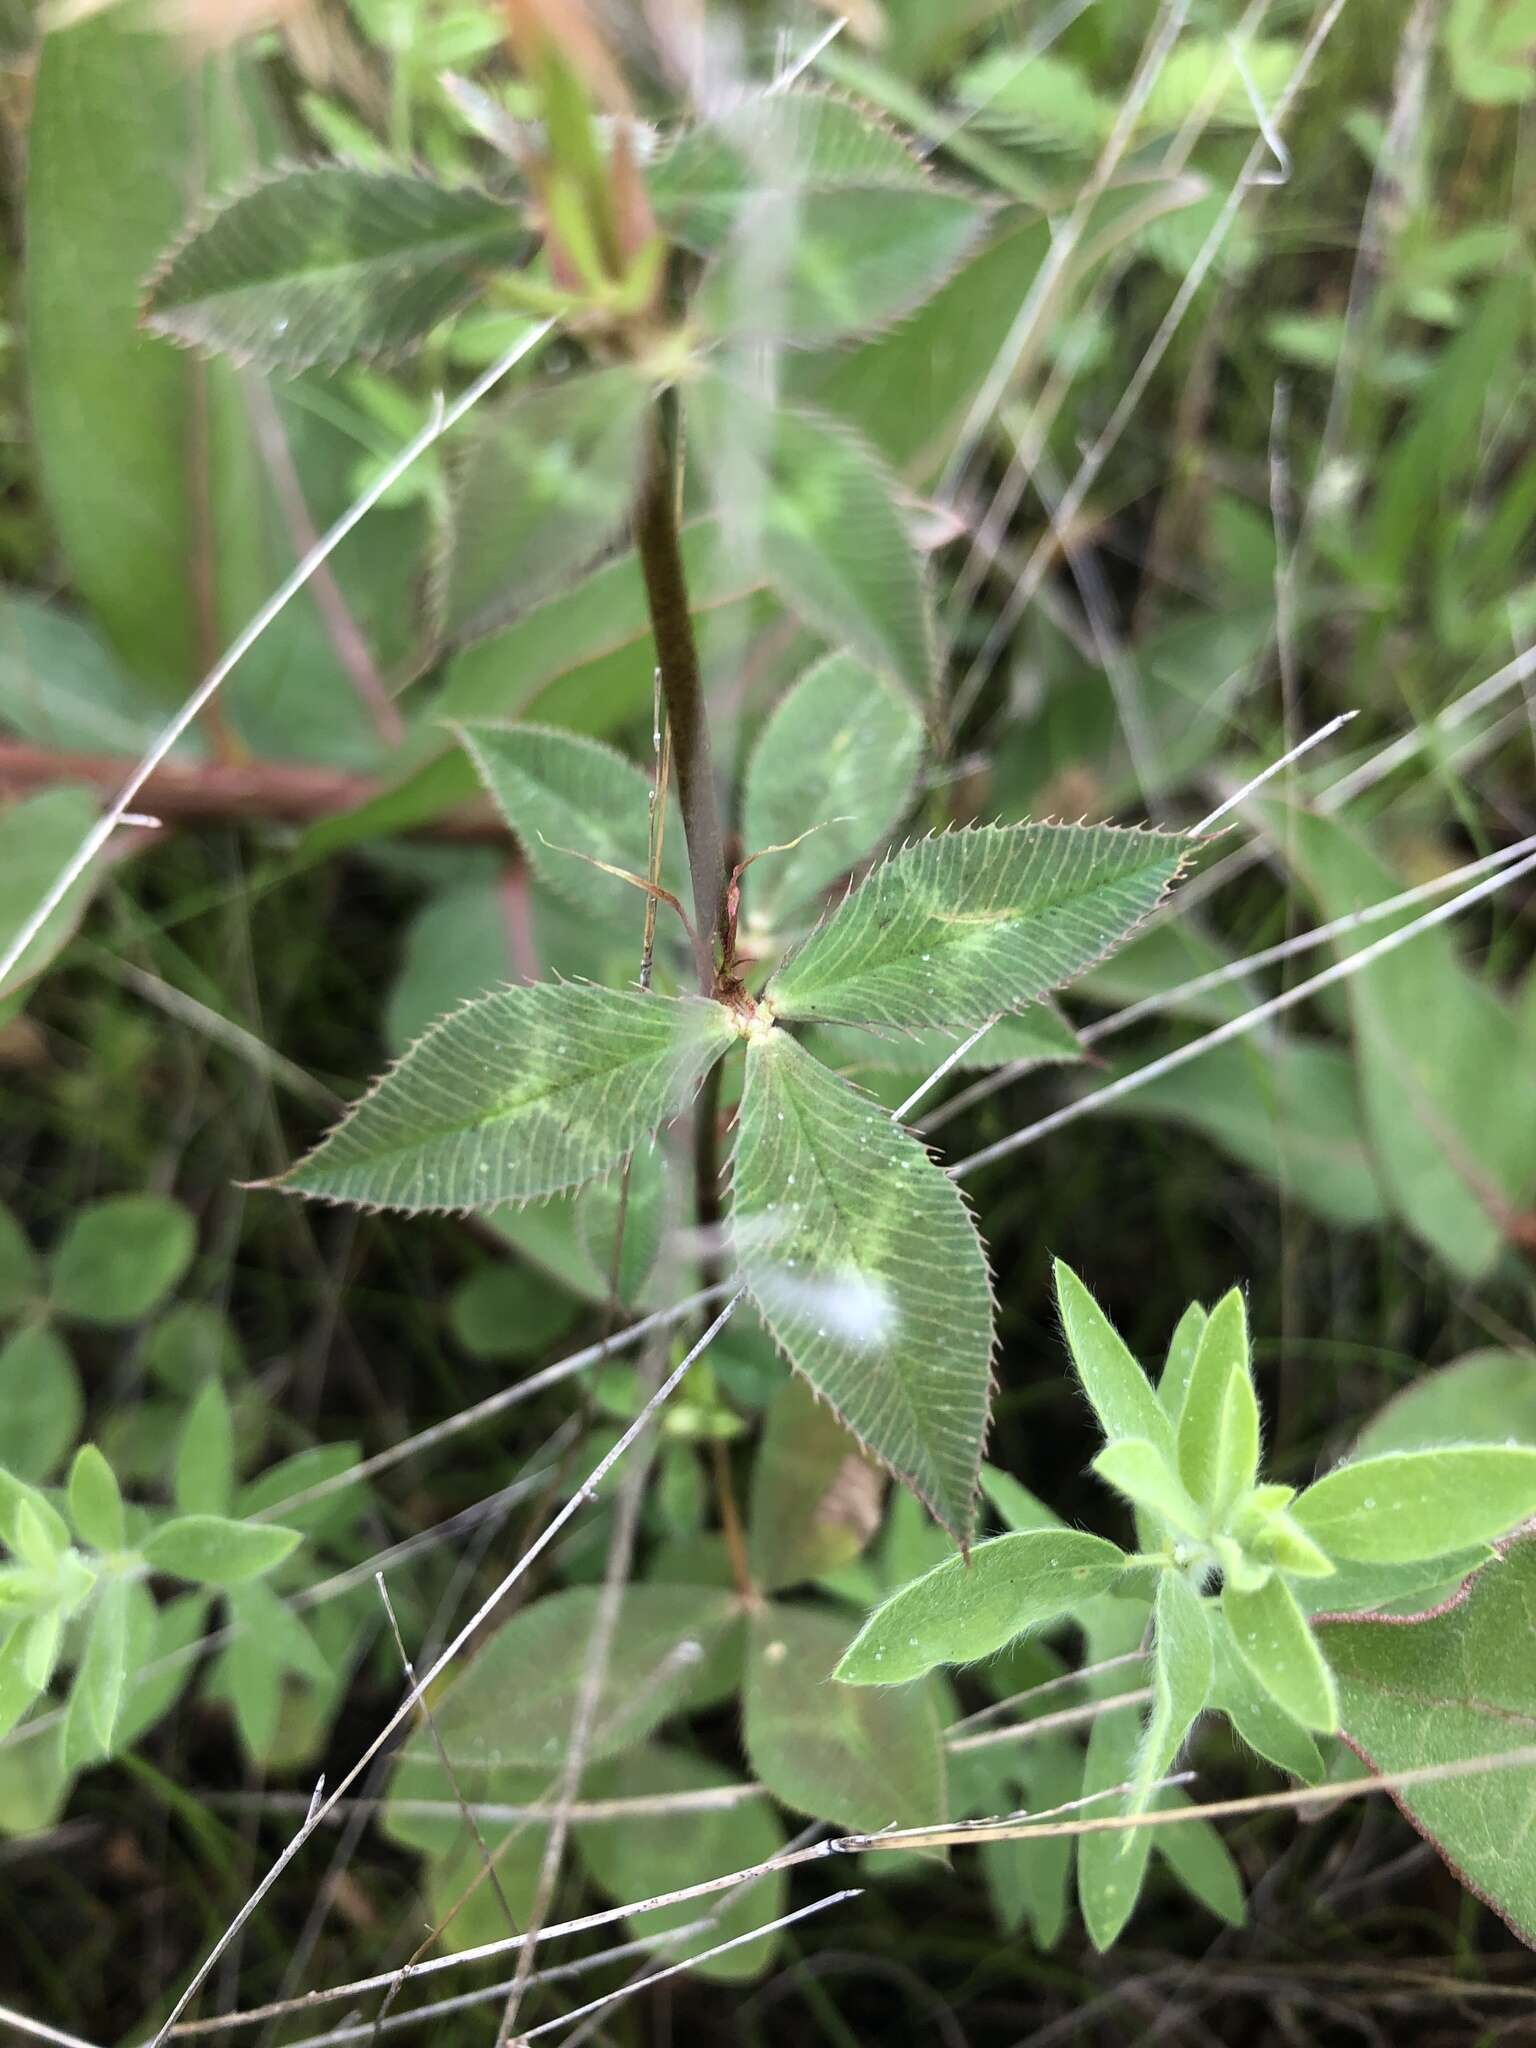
1128 1572 1213 1818
576 1747 787 1982
439 367 651 643
747 1603 945 1831
742 652 924 932
66 1577 130 1763
1208 1607 1324 1781
280 983 734 1214
807 1006 1082 1086
1177 1291 1259 1519
980 1465 1065 1535
143 165 525 371
697 181 988 348
1077 1696 1156 1949
980 1736 1081 1947
140 1514 300 1587
688 373 932 696
1154 1789 1246 1926
768 825 1185 1033
1092 1440 1204 1539
0 1325 82 1484
1320 1541 1536 1943
51 1196 195 1326
456 720 684 916
649 88 930 254
748 1378 882 1593
731 1031 994 1541
174 1380 235 1518
837 1529 1126 1683
1353 1351 1536 1458
1222 1574 1338 1733
1054 1263 1174 1455
1267 804 1536 1279
396 1586 743 1779
1158 1303 1207 1421
0 597 176 757
1293 1448 1536 1564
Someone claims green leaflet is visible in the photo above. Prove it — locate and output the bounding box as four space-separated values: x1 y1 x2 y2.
741 651 924 932
836 1529 1126 1683
140 1515 300 1588
687 372 932 697
745 1604 946 1833
280 983 735 1215
1127 1572 1212 1820
731 1031 995 1541
1053 1263 1174 1455
696 181 988 348
0 788 102 1019
1076 1694 1155 1949
1092 1440 1204 1540
142 165 526 372
65 1577 130 1763
806 1006 1082 1085
50 1196 196 1326
0 596 175 757
1221 1573 1339 1734
456 720 686 916
576 1748 788 1983
1208 1606 1324 1783
0 1204 36 1318
439 366 652 642
0 1325 81 1483
649 88 931 254
174 1380 235 1517
768 824 1186 1033
747 1378 882 1594
1153 1791 1246 1927
1319 1540 1536 1944
1158 1302 1207 1421
66 1447 125 1553
1293 1448 1536 1564
1177 1291 1259 1518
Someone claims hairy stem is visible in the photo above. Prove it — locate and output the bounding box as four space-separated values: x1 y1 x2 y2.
633 392 728 992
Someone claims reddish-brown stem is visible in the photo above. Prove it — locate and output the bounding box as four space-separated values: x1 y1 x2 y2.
632 393 729 993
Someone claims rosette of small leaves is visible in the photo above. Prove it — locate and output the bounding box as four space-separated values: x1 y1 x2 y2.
0 1443 300 1771
837 1266 1536 1943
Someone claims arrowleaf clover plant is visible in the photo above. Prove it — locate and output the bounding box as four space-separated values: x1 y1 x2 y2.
143 13 1196 1543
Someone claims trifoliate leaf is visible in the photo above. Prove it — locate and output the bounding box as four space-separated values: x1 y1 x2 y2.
730 1031 994 1542
741 652 924 932
1293 1448 1536 1564
835 1529 1126 1683
278 982 735 1215
768 825 1187 1032
142 165 526 371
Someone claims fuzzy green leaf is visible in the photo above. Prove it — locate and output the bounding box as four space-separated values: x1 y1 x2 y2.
1352 1350 1536 1458
70 1576 130 1758
1221 1573 1339 1734
456 720 684 917
731 1032 995 1541
397 1585 743 1776
1092 1439 1205 1539
439 366 651 643
1158 1302 1207 1421
649 88 931 254
697 181 988 348
769 825 1186 1033
1293 1448 1536 1564
174 1378 235 1518
1128 1572 1213 1818
746 1604 945 1832
688 374 932 695
0 788 103 1016
806 1007 1082 1086
1208 1606 1324 1781
1319 1540 1536 1943
747 1377 882 1593
279 983 734 1215
1053 1263 1173 1455
0 1204 37 1319
50 1195 195 1326
143 165 526 371
1077 1695 1157 1948
1154 1791 1246 1926
139 1514 300 1587
741 652 924 931
980 1736 1081 1947
836 1529 1126 1683
0 1324 82 1483
1177 1290 1259 1518
67 1446 125 1553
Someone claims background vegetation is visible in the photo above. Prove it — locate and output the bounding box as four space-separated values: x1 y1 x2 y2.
2 0 1534 2043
